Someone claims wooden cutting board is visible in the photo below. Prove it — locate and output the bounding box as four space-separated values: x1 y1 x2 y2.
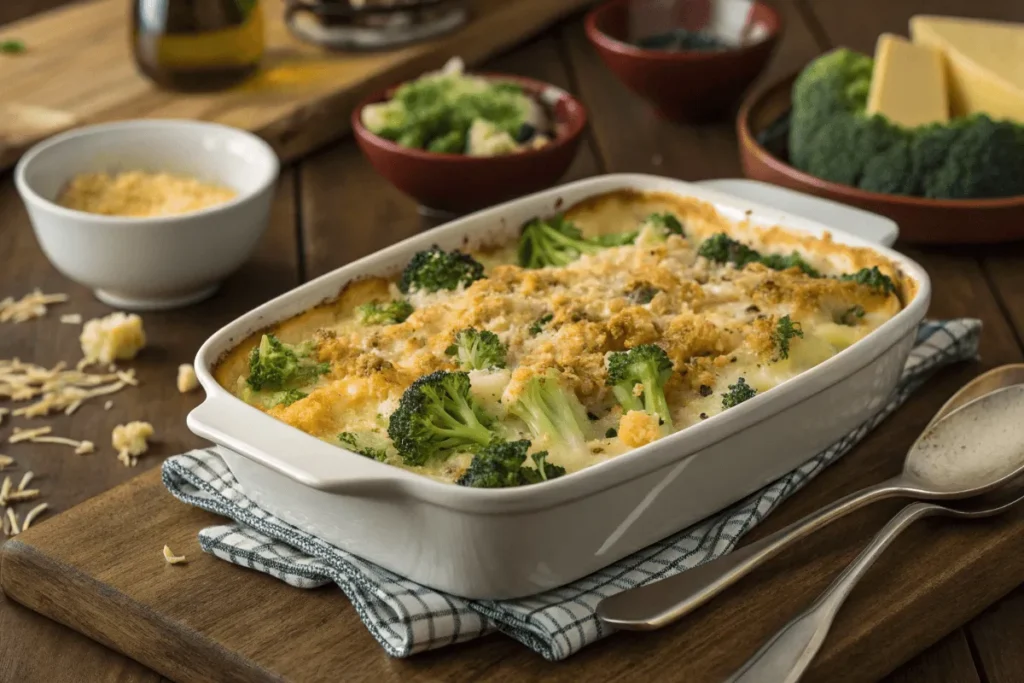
0 0 592 173
3 428 1024 683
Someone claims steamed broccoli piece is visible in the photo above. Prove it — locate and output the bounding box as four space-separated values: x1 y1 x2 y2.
509 370 592 453
698 233 762 268
758 252 820 277
268 389 307 408
722 378 757 409
427 129 467 154
699 234 819 276
456 440 566 488
387 371 498 466
357 299 414 325
399 246 485 294
790 48 1024 199
517 215 605 268
594 230 639 247
606 344 674 431
644 212 684 237
841 266 896 296
445 328 507 370
772 315 804 361
837 305 866 325
529 313 553 336
338 431 391 462
246 334 328 392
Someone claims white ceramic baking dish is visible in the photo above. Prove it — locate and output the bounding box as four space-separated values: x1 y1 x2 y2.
188 173 931 600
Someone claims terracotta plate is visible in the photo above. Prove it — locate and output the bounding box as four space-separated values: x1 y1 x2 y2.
737 73 1024 245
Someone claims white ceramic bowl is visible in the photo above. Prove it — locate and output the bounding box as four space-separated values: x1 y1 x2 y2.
14 120 280 311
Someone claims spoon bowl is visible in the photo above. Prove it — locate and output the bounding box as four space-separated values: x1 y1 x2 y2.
598 365 1024 631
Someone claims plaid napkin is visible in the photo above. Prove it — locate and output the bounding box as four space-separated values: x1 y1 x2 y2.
163 318 981 661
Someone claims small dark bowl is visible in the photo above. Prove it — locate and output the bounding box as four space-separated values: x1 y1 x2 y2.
738 73 1024 245
585 0 782 123
352 74 587 215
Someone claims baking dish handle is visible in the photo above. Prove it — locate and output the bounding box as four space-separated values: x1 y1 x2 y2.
694 178 899 247
187 397 405 496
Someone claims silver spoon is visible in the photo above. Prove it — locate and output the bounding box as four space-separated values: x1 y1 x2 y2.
597 365 1024 631
727 474 1024 683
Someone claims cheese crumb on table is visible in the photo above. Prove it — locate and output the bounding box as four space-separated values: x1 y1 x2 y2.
80 312 146 366
60 313 83 325
112 421 154 467
162 545 187 565
177 363 199 393
57 171 237 218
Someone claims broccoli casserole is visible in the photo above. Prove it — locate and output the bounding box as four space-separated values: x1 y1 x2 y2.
214 190 913 489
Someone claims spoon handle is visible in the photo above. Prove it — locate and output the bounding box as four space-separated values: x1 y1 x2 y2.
597 476 906 630
724 502 941 683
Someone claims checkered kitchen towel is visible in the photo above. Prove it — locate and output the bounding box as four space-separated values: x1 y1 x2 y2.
163 318 981 661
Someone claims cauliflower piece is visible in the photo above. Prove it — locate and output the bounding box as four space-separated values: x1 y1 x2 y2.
112 421 154 467
80 312 146 365
467 119 518 157
617 410 661 448
177 363 199 393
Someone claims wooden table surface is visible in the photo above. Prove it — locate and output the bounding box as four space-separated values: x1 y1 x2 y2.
2 1 1023 681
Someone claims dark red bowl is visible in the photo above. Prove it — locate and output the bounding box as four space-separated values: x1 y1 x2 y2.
738 72 1024 245
585 0 781 123
352 74 587 215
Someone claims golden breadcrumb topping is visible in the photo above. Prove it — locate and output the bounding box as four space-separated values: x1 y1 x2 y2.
214 190 909 483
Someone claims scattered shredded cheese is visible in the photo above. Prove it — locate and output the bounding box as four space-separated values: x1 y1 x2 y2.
112 421 154 467
8 426 51 444
60 313 83 325
0 407 7 425
0 359 137 418
104 400 114 410
6 488 39 502
80 312 146 366
0 475 11 504
177 363 199 393
0 454 13 470
17 471 33 491
5 508 19 536
0 290 68 323
22 503 48 531
162 545 187 565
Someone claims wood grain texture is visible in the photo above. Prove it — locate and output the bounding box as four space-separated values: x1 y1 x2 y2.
966 586 1024 683
884 630 981 683
0 0 594 173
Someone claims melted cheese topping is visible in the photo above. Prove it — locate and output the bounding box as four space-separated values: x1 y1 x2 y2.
214 190 911 484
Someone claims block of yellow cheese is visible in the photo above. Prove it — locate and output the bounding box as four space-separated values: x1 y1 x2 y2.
866 34 949 127
910 15 1024 123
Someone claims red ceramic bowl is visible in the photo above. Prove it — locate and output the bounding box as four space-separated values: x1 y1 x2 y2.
585 0 781 123
352 74 587 215
738 73 1024 245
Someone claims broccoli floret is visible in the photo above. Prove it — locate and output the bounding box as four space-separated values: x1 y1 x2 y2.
772 315 804 361
246 334 328 392
517 215 606 268
606 344 674 431
387 371 499 466
357 299 414 325
338 431 391 462
427 129 467 154
456 440 566 488
837 305 866 326
699 234 820 277
529 313 553 336
790 48 1024 199
722 378 757 409
841 266 896 296
445 328 507 370
626 282 660 305
644 212 684 236
698 233 762 268
267 389 307 408
399 246 485 294
509 370 592 453
594 230 639 247
758 252 820 277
